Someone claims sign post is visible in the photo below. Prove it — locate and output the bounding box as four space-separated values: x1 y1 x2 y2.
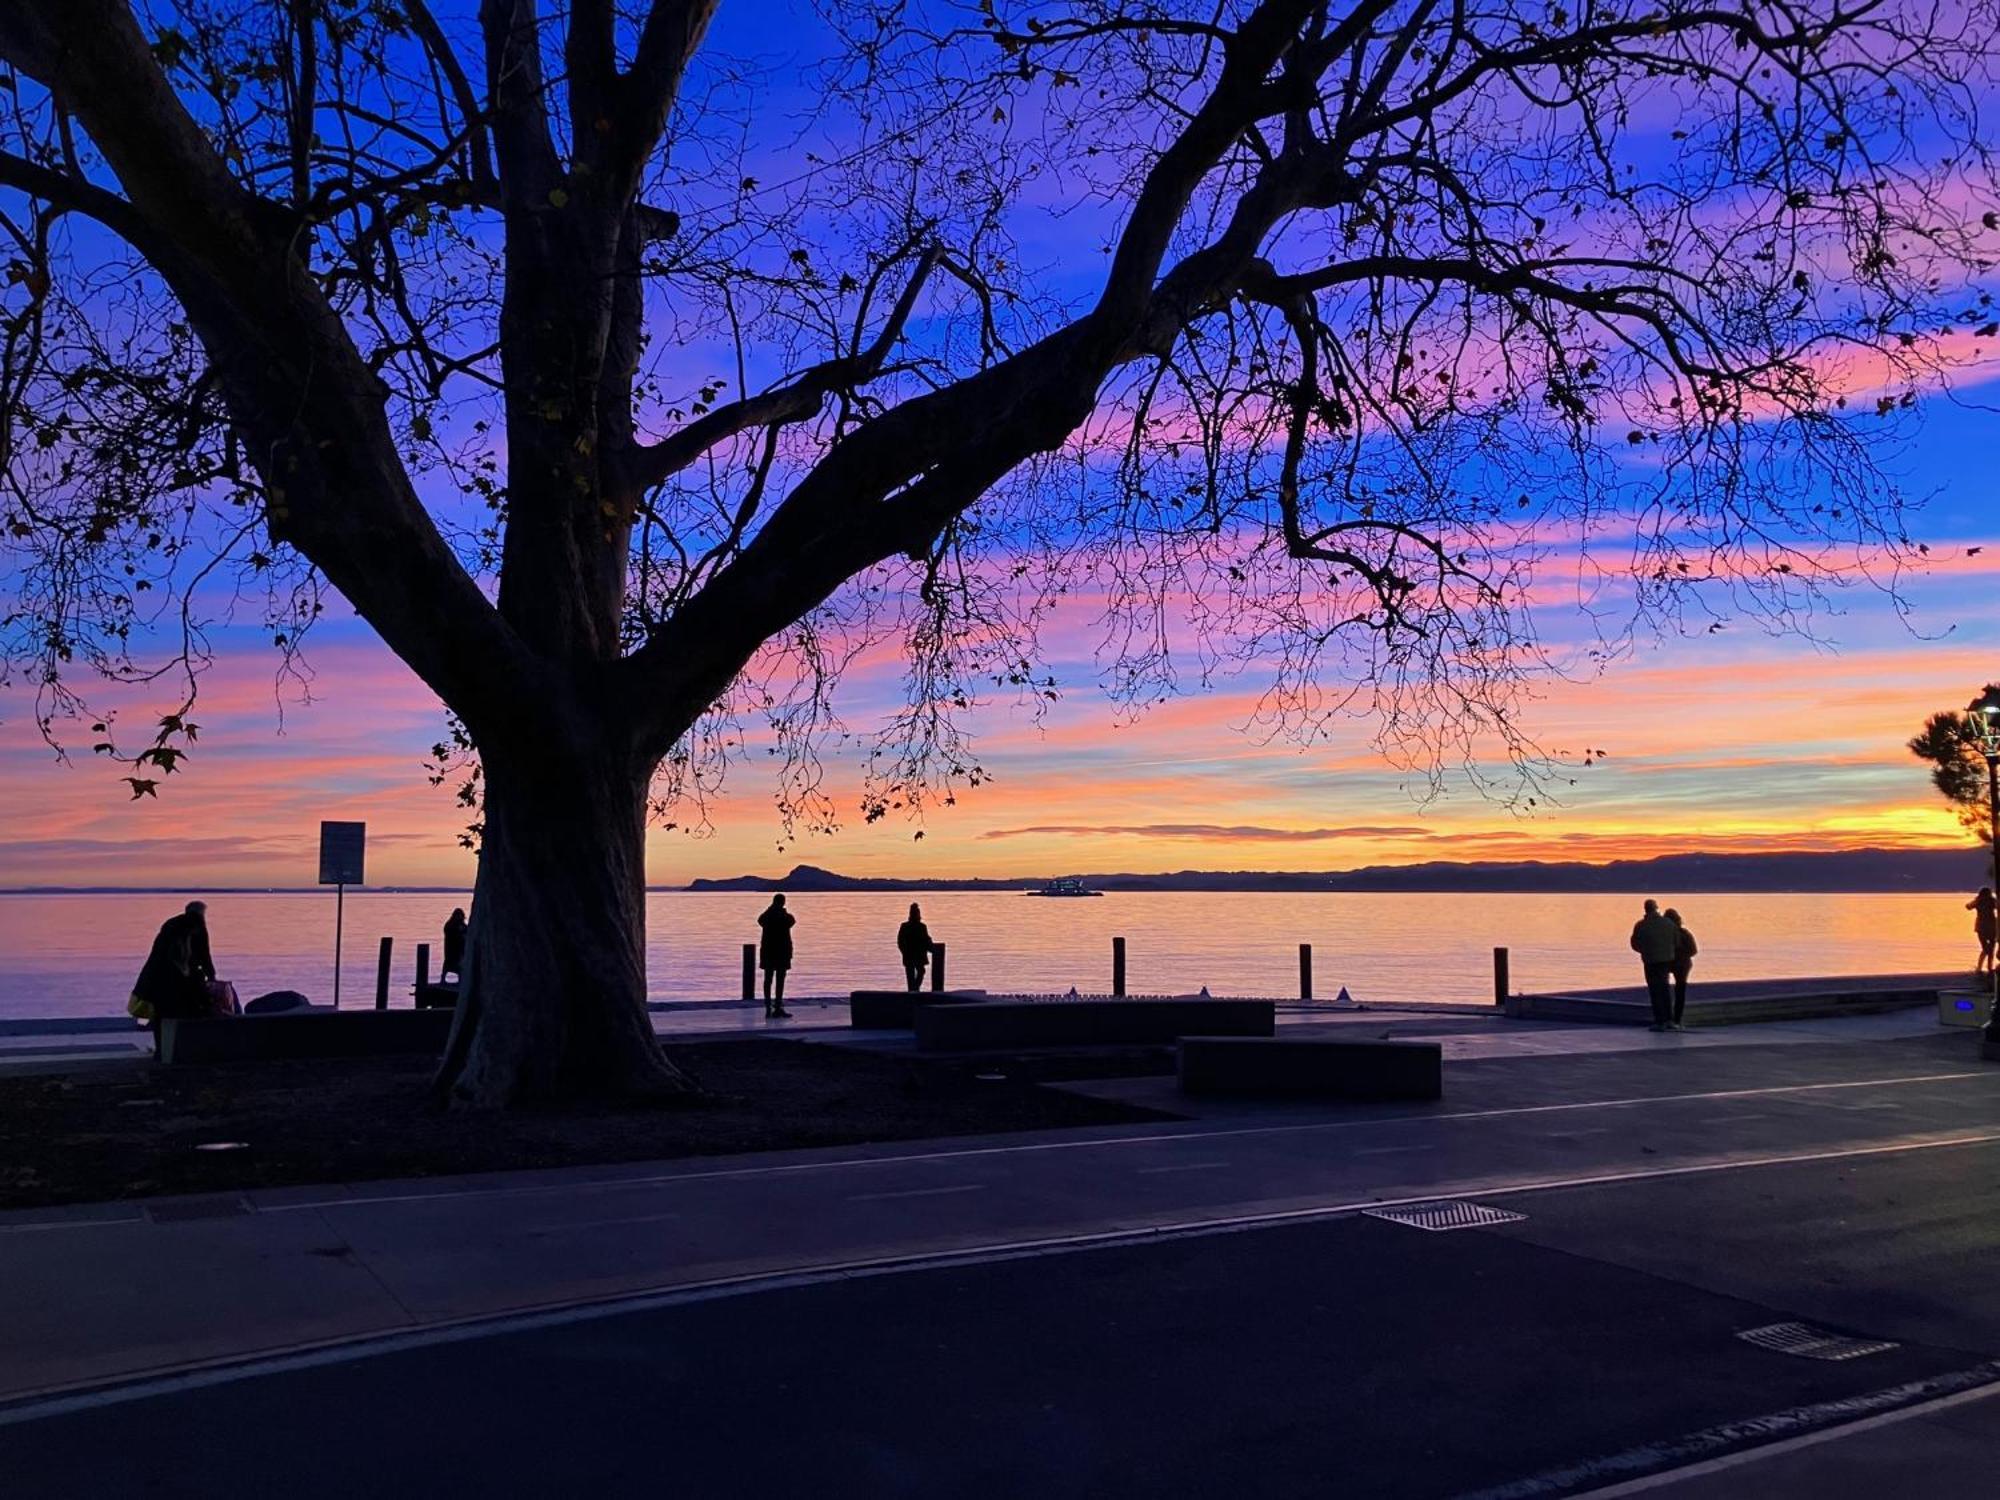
318 821 366 1008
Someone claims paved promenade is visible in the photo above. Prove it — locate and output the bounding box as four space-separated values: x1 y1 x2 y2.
1 1008 1996 1495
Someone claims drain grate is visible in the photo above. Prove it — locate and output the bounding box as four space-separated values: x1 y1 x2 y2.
146 1195 253 1224
1362 1200 1527 1232
1736 1322 1899 1362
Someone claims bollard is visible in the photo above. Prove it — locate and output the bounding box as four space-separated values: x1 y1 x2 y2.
1112 935 1127 997
930 942 946 993
374 936 393 1011
1299 943 1313 1002
414 942 431 1005
1493 946 1510 1008
742 943 756 1002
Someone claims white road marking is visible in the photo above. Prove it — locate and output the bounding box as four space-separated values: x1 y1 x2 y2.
1137 1161 1232 1174
1468 1369 2000 1499
0 1071 1988 1237
1353 1145 1437 1156
208 1069 2000 1212
527 1211 684 1236
4 1129 1997 1424
847 1184 987 1203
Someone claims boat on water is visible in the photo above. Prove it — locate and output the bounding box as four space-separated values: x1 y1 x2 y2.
1026 877 1103 897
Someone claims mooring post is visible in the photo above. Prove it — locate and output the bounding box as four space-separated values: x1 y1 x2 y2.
1493 946 1510 1008
1112 936 1127 997
741 943 756 1002
930 942 946 993
1299 943 1313 1002
374 936 393 1011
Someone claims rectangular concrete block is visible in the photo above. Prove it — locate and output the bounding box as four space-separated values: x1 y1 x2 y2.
159 1009 454 1064
915 999 1274 1050
1177 1036 1442 1101
848 991 987 1029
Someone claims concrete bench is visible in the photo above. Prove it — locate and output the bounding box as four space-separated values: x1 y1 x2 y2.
158 1009 454 1065
915 998 1274 1051
848 990 987 1029
1178 1037 1442 1101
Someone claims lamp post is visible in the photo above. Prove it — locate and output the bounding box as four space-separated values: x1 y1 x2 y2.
1970 694 2000 1058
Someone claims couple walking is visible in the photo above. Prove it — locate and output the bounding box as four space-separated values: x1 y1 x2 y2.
1630 900 1698 1031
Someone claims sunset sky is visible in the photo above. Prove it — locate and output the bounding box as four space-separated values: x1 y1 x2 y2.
1 395 1992 891
1 3 1997 890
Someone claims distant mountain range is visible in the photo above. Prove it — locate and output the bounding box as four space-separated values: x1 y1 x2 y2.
8 846 1988 897
686 848 1994 895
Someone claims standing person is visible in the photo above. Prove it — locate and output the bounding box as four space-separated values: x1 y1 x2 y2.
129 900 217 1024
1968 887 1997 975
1665 908 1698 1030
757 894 795 1018
896 903 933 993
1629 899 1679 1032
440 907 468 982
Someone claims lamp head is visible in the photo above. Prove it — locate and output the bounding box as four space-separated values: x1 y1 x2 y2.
1970 688 2000 755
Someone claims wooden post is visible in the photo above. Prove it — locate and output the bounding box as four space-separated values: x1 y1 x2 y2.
373 936 393 1011
1493 946 1510 1008
1299 943 1313 1002
414 942 431 1006
930 943 946 993
741 943 756 1002
1112 936 1127 997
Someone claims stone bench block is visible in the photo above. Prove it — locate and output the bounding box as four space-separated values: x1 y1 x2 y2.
915 998 1274 1051
847 990 988 1029
159 1009 454 1064
1178 1036 1442 1101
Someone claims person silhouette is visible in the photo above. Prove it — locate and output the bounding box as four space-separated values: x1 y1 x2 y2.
896 903 933 993
1968 887 1997 975
757 894 796 1017
1629 898 1679 1032
130 900 217 1026
1664 908 1698 1028
440 907 468 982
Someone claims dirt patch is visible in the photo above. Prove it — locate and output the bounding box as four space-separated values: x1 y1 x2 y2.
0 1037 1179 1210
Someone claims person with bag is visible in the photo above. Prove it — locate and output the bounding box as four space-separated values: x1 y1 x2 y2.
129 900 220 1025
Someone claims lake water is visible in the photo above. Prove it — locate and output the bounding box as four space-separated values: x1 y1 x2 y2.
0 889 1981 1020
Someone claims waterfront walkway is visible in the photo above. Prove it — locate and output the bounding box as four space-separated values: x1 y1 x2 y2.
1 1007 1996 1495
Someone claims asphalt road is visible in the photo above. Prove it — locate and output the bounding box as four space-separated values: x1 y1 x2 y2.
5 1138 1998 1499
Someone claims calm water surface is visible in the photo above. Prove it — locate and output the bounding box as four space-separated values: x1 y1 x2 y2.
0 890 1980 1020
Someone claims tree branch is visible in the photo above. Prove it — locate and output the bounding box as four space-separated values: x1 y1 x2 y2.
622 242 942 492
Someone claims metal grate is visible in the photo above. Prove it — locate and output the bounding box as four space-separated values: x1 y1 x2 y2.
1362 1200 1527 1232
1736 1322 1899 1362
146 1195 252 1224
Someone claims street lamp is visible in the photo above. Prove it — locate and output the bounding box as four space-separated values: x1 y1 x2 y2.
1969 691 2000 1059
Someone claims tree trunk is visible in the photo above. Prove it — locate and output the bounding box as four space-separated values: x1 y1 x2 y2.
434 743 692 1108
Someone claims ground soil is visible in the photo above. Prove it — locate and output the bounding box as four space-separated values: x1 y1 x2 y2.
0 1037 1178 1210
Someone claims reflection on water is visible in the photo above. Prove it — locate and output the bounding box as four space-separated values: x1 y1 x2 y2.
0 889 1979 1019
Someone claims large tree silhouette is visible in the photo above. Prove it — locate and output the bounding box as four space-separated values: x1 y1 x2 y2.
2 1 1994 1104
